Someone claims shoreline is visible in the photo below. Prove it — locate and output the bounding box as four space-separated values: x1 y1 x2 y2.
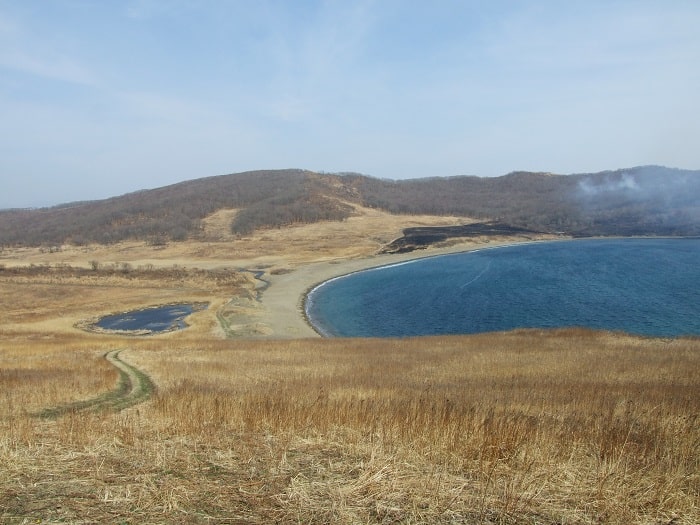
281 235 700 340
256 237 559 338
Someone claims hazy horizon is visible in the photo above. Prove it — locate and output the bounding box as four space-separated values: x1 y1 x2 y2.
2 1 699 208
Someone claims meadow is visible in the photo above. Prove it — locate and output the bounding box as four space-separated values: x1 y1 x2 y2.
0 214 698 523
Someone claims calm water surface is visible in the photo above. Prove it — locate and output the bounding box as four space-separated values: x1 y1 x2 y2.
306 239 700 338
96 303 205 333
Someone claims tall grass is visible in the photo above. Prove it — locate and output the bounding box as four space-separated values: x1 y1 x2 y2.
129 329 699 523
1 269 698 523
0 337 117 420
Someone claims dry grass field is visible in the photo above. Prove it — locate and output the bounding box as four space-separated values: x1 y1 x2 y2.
1 214 698 523
0 205 470 270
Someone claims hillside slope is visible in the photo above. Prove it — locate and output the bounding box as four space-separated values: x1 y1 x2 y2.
1 166 698 246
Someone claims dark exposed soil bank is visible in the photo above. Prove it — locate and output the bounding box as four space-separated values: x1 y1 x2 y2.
380 222 541 254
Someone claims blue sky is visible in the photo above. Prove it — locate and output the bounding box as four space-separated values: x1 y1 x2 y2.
1 1 699 208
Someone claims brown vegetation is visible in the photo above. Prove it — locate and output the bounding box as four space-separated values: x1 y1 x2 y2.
0 205 473 270
1 165 699 247
1 251 698 523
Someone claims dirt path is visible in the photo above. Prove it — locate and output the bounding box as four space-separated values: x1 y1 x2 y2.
37 349 155 419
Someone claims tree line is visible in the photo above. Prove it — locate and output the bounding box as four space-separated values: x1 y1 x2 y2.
1 166 698 247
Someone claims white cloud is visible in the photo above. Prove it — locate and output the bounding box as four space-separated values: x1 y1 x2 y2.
0 5 97 86
0 49 97 85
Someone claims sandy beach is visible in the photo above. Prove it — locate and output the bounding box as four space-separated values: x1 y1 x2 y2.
254 238 547 338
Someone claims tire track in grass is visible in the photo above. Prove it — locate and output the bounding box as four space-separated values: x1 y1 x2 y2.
37 350 155 419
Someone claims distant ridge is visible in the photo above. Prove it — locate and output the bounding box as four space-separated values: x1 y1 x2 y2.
1 166 698 246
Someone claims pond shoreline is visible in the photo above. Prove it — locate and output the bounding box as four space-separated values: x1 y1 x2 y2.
76 301 209 336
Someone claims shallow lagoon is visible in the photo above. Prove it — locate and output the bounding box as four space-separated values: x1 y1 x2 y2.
94 303 208 334
306 238 700 338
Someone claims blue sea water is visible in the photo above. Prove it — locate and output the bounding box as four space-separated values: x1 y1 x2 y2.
305 239 700 338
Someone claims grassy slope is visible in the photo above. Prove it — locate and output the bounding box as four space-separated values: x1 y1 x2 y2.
0 211 698 524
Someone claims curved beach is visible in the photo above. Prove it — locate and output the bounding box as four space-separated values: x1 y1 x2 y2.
256 239 542 338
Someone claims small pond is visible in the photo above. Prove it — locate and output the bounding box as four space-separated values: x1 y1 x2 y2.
92 302 208 334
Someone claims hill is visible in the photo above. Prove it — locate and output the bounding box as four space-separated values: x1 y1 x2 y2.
1 166 698 246
1 167 698 523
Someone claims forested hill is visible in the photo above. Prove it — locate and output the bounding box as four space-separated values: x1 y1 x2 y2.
1 166 698 246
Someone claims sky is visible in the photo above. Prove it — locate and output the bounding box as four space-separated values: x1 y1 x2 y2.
1 1 699 208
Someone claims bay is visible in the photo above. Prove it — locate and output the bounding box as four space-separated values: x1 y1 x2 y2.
305 238 700 338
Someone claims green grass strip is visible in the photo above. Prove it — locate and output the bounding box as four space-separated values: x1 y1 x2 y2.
36 350 156 419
